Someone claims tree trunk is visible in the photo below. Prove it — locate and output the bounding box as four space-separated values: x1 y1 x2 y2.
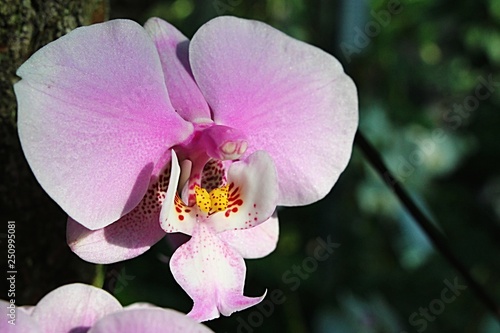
0 0 108 304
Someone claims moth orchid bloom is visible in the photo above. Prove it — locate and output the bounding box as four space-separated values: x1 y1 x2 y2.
0 283 213 333
15 16 357 321
160 149 278 321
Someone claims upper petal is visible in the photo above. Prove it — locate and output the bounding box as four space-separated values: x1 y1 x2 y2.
190 16 358 206
218 214 279 259
144 17 211 123
31 283 122 333
16 19 193 230
160 150 197 235
170 223 265 322
88 308 214 333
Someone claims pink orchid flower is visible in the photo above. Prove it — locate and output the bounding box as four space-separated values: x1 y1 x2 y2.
1 283 213 333
15 17 357 321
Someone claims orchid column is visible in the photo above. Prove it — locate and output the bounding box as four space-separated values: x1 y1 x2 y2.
15 16 358 321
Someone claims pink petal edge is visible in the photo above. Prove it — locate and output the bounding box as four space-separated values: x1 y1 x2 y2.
170 223 265 322
144 17 211 124
88 308 214 333
218 214 279 259
31 283 122 333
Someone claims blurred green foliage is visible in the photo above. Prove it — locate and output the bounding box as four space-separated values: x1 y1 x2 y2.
4 0 500 332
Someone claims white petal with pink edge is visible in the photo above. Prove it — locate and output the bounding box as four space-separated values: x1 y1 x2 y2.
67 214 166 264
218 214 279 259
209 151 278 233
190 16 358 207
1 300 40 333
170 222 266 322
144 17 211 123
68 162 173 264
88 308 214 333
31 283 122 333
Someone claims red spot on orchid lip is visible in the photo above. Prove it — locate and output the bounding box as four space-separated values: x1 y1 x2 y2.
175 207 182 213
179 215 184 221
225 211 230 217
229 194 240 201
233 199 243 206
232 207 238 213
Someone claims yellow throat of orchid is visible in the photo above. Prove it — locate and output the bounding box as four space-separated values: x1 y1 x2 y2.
194 185 229 214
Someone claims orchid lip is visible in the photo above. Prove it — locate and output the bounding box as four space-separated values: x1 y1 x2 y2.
194 184 229 215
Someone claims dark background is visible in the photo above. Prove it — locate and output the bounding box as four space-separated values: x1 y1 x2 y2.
1 0 500 332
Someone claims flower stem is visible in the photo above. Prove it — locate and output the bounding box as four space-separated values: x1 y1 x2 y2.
92 264 105 288
354 130 500 321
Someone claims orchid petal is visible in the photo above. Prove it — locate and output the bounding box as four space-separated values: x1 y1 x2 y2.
31 283 122 333
67 214 165 264
144 17 211 123
16 19 193 230
122 303 157 310
190 16 358 206
67 163 172 264
1 300 40 333
88 308 214 333
170 223 265 322
209 151 278 233
19 306 35 316
218 214 279 259
160 150 197 235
